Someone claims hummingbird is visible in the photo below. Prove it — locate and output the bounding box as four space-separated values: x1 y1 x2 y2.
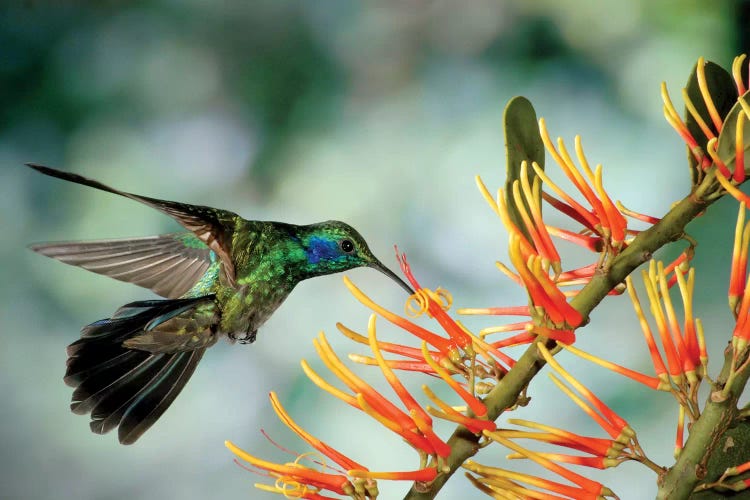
27 164 413 445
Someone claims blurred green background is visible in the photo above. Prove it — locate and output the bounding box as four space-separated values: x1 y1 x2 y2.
2 1 748 499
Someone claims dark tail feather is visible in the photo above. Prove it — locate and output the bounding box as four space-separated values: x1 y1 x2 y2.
65 297 211 445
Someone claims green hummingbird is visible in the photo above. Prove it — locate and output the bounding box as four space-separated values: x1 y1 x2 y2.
27 164 413 445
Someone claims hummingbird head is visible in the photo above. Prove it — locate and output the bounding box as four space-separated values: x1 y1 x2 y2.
300 221 413 294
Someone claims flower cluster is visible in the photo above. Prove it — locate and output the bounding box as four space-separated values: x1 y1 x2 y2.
227 255 502 498
463 342 649 499
464 112 666 350
662 55 749 189
226 55 750 500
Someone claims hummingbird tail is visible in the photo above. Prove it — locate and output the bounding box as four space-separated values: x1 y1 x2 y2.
64 296 213 445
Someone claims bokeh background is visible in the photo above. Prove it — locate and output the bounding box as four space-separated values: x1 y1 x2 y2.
2 1 749 499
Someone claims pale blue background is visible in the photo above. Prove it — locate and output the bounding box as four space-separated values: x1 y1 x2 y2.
0 1 742 499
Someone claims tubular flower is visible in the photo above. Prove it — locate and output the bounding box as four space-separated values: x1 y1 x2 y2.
536 343 635 446
303 327 450 461
395 249 472 349
226 390 438 500
557 258 705 396
473 343 658 498
498 420 626 462
226 439 355 499
474 172 620 293
344 276 455 357
458 233 582 347
694 460 750 493
474 432 618 499
662 55 750 183
459 242 581 347
721 201 750 398
536 120 628 252
731 203 750 353
625 260 706 395
464 460 611 500
468 124 662 350
346 251 517 386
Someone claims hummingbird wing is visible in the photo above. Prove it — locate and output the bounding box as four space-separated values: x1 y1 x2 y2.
27 164 239 285
30 233 214 299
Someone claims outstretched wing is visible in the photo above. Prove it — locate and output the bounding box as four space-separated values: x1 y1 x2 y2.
30 233 215 299
27 164 239 285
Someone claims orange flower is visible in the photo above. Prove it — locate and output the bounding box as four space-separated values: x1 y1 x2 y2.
536 343 633 442
344 276 455 356
226 387 439 499
396 249 473 349
625 261 705 387
535 122 627 250
465 459 611 500
478 432 617 498
225 440 358 499
728 203 750 355
346 254 515 378
303 328 449 458
662 55 750 182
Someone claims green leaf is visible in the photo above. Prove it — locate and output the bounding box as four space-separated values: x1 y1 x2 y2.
716 89 750 175
690 420 750 499
684 61 737 184
503 96 544 245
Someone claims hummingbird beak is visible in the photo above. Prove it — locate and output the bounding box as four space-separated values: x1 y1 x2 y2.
369 260 415 295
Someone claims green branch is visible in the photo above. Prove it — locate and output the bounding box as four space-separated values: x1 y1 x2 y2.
403 173 721 500
656 351 750 498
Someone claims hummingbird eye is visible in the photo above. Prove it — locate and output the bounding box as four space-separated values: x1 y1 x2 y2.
339 239 355 254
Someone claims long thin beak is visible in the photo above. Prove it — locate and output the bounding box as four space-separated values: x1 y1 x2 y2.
370 260 414 295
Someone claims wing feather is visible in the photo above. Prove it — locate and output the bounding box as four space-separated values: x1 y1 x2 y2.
30 233 214 298
26 164 238 284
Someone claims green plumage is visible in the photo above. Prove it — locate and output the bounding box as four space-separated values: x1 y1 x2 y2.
27 164 412 444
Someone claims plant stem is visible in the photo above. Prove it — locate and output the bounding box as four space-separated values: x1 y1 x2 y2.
403 174 720 499
655 351 750 499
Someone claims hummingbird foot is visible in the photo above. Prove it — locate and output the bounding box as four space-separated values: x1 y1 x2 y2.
228 329 257 344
